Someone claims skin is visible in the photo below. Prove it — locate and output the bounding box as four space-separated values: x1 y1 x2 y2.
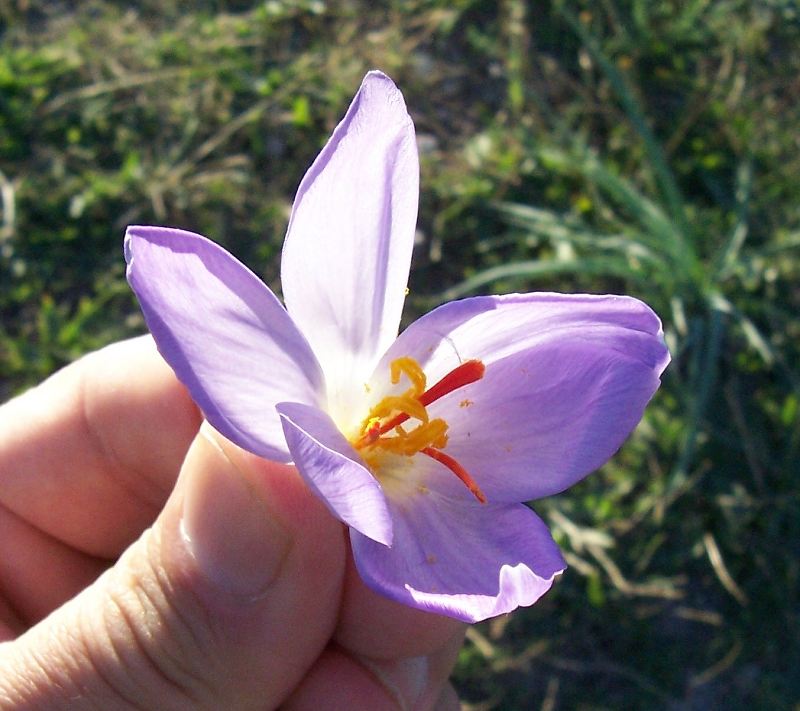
0 336 464 710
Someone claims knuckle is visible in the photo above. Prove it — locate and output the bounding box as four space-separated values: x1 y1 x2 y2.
82 531 223 711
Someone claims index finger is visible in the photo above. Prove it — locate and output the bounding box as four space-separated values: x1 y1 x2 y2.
0 336 201 558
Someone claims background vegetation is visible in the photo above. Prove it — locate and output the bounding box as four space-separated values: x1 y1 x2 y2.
2 1 798 708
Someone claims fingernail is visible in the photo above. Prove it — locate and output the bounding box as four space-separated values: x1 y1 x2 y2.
179 429 291 599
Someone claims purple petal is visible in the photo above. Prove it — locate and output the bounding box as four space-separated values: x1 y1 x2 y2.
281 71 419 417
350 492 565 622
370 293 669 502
277 402 393 546
125 226 324 461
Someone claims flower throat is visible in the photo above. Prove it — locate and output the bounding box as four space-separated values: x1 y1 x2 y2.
352 356 487 503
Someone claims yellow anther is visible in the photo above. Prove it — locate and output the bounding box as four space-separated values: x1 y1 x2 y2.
390 356 426 397
367 394 428 426
376 418 448 456
354 357 442 456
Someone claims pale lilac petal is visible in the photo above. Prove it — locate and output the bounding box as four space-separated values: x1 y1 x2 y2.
281 71 419 419
277 402 393 546
350 492 565 623
125 226 324 461
369 293 669 502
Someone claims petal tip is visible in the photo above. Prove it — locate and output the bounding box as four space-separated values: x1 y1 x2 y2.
356 69 412 124
123 224 152 265
363 68 392 84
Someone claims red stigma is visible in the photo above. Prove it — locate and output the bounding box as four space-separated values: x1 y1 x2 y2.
422 447 487 504
418 359 485 406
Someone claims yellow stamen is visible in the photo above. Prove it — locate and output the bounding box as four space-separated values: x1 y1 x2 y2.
390 356 426 397
367 394 429 426
351 355 487 503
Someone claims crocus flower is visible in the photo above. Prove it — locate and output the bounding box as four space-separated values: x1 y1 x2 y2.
124 71 669 622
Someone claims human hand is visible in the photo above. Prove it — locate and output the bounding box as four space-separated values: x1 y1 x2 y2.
0 336 464 710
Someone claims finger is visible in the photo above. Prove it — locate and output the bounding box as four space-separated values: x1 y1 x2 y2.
0 501 105 626
433 682 461 711
282 631 463 711
0 596 24 642
281 647 401 711
0 336 201 557
0 431 346 710
335 549 466 660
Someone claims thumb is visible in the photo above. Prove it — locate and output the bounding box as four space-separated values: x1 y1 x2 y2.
0 428 346 710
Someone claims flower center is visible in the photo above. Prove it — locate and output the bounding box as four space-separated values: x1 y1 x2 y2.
351 356 487 503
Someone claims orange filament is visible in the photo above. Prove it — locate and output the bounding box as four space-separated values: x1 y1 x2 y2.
352 356 487 503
